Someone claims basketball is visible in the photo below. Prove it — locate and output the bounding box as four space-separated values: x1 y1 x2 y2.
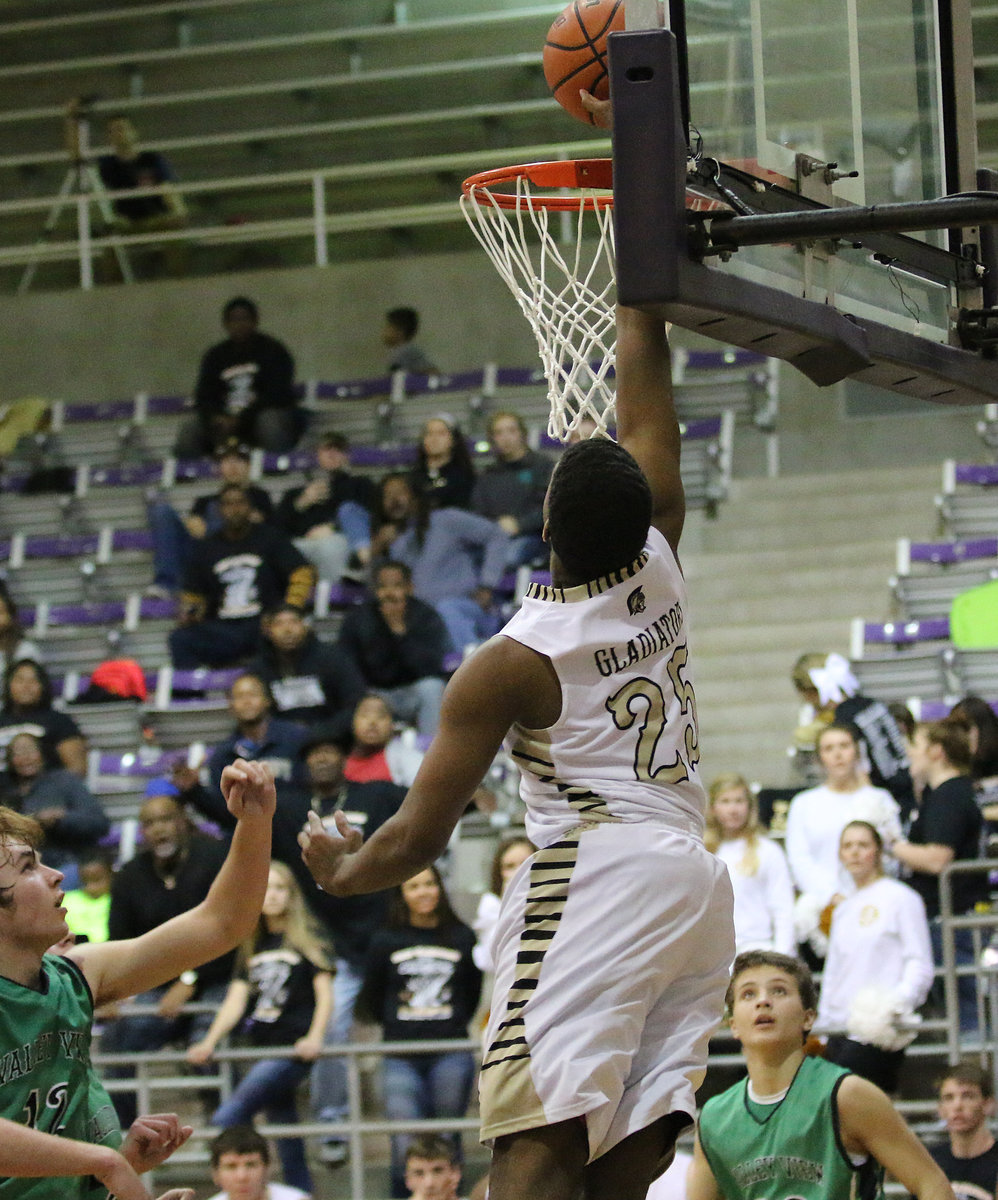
543 0 626 125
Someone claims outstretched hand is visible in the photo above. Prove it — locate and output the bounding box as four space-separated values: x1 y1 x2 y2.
121 1113 193 1174
579 89 613 128
220 759 276 822
298 810 364 896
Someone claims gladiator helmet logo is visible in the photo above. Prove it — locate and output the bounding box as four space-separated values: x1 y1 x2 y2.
627 586 646 615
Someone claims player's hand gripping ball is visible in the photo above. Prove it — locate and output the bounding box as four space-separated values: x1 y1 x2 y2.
543 0 626 125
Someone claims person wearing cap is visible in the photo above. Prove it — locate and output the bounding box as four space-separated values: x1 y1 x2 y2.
101 783 237 1128
176 297 305 458
274 433 377 585
181 725 405 1166
145 439 274 599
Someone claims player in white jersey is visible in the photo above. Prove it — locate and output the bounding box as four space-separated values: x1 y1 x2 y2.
300 302 735 1200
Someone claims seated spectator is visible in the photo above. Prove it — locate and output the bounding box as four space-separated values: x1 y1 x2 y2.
188 862 334 1196
0 585 42 679
926 1061 998 1200
893 715 986 1034
370 475 508 656
338 561 449 738
173 672 309 803
409 416 475 511
359 865 482 1198
102 782 236 1127
146 439 274 598
472 411 552 567
404 1136 465 1200
62 851 114 944
704 773 795 956
246 605 364 732
472 834 534 974
817 820 933 1094
784 721 901 955
344 694 424 787
176 297 305 458
0 731 109 885
383 306 437 374
65 100 188 236
169 484 316 669
207 1125 310 1200
274 432 376 585
0 658 88 775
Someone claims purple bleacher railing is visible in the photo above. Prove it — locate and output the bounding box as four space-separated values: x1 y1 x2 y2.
908 538 998 565
91 463 164 488
25 534 100 559
96 749 185 776
143 395 188 418
63 400 135 423
112 529 155 553
47 600 127 626
862 617 951 645
954 464 998 487
173 458 217 482
314 376 394 400
137 596 177 621
350 444 418 468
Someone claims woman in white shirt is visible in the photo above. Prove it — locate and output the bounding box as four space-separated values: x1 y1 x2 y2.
818 819 933 1094
704 773 795 956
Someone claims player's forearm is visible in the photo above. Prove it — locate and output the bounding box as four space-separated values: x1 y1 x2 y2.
196 810 273 950
0 1118 120 1180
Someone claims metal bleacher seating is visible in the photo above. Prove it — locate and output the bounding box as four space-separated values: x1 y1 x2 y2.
848 616 956 703
891 535 998 621
937 459 998 539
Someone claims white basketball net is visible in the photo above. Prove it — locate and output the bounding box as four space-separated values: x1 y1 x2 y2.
460 169 617 443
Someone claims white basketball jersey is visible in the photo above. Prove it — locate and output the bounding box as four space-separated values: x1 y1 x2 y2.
500 525 706 848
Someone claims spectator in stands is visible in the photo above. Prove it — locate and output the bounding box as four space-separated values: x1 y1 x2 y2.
893 715 987 1034
174 673 309 803
0 731 109 885
274 432 376 583
338 561 449 738
472 411 552 568
146 439 274 598
404 1135 465 1200
62 851 113 944
472 834 534 974
176 297 304 457
344 694 424 788
949 695 998 820
383 306 437 374
817 820 933 1093
704 773 795 956
792 651 914 812
188 862 334 1195
246 604 365 733
207 1125 310 1200
102 782 238 1127
169 484 316 669
0 658 88 775
409 416 476 511
370 474 508 656
64 100 188 235
926 1061 998 1200
785 721 902 956
0 586 42 680
359 864 481 1197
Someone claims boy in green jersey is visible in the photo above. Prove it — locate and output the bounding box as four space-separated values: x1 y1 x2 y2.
0 758 275 1200
689 951 955 1200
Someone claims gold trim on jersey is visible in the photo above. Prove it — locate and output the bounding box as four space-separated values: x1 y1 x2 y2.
510 727 618 822
525 551 649 604
480 835 580 1133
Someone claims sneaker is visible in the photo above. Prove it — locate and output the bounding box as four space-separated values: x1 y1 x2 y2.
319 1141 349 1168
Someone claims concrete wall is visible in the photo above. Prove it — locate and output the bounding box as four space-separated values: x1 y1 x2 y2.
0 254 988 476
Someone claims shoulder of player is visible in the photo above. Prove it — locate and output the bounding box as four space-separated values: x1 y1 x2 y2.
834 1070 897 1137
443 634 555 727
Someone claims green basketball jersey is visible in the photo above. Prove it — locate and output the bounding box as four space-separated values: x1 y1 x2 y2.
0 954 122 1200
698 1055 884 1200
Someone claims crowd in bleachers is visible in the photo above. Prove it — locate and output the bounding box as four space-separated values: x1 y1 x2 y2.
5 292 998 1197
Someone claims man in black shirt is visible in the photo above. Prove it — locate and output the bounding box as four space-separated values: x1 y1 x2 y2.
924 1062 998 1200
169 484 315 668
472 410 552 569
102 784 234 1126
338 561 449 737
176 297 305 457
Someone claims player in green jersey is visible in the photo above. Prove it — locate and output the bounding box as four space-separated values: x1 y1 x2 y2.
0 758 275 1200
689 951 955 1200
